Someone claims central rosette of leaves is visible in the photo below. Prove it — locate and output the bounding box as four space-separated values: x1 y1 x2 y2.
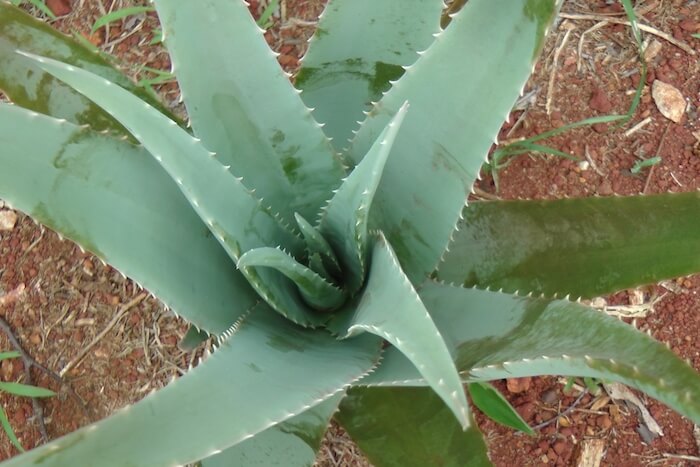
225 103 464 429
238 212 354 313
235 105 411 323
24 51 471 428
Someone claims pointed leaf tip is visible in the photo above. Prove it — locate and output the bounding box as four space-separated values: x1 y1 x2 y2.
319 104 409 294
331 233 471 429
468 382 534 435
238 247 345 311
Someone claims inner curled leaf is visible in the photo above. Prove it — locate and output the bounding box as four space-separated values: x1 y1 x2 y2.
240 102 410 314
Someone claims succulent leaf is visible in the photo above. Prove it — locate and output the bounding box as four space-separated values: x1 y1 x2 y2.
438 193 700 298
468 382 534 435
153 0 346 225
297 0 443 149
1 306 382 467
237 247 345 311
23 52 340 326
0 103 256 334
362 283 700 424
307 252 334 283
331 234 470 429
337 387 491 467
201 393 342 467
295 212 341 278
0 3 176 134
319 102 408 294
348 0 558 281
3 0 699 464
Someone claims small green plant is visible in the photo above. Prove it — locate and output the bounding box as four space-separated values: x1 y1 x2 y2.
256 0 279 29
487 0 645 187
91 0 278 39
487 115 622 189
0 1 700 465
0 351 55 453
7 0 53 19
630 156 662 174
90 5 155 34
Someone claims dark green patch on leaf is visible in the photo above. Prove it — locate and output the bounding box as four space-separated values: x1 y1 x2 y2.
523 0 557 59
370 61 404 96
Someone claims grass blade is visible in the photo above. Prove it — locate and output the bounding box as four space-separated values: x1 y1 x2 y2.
91 6 155 33
0 405 23 453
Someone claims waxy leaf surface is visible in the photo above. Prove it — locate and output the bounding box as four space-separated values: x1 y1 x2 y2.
439 193 700 298
2 307 381 467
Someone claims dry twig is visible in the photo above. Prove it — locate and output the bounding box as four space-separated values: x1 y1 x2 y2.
60 293 146 377
532 389 588 431
546 25 574 114
559 12 695 55
0 284 93 442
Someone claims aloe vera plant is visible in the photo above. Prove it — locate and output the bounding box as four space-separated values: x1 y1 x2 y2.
0 0 699 465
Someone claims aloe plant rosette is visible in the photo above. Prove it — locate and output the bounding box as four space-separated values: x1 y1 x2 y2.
0 0 699 465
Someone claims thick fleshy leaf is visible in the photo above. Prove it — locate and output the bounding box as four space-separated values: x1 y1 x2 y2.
331 234 470 428
360 283 700 424
294 213 341 278
2 306 382 467
24 53 301 254
348 0 558 281
297 0 443 149
0 104 255 334
337 387 491 467
468 382 533 435
201 393 341 467
153 0 345 224
0 3 175 133
438 193 700 298
26 53 332 327
237 247 345 311
319 103 408 294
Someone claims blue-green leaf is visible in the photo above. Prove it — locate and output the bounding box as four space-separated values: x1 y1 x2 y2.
361 283 700 425
24 53 335 327
294 213 341 278
0 104 256 334
201 393 341 467
153 0 346 225
348 0 558 281
0 3 176 134
237 247 345 311
319 102 408 294
331 234 470 428
1 306 381 467
297 0 444 149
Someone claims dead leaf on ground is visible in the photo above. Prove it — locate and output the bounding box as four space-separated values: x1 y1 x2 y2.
506 377 532 394
604 382 664 441
652 80 686 123
0 210 17 231
0 283 25 306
